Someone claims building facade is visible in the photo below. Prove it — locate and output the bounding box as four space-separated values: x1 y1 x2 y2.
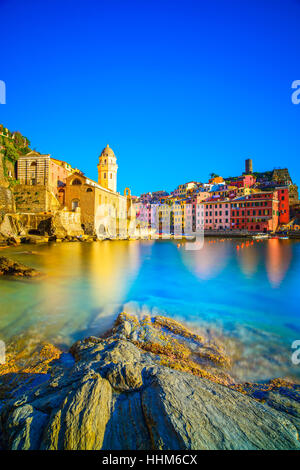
231 192 279 232
17 151 77 204
276 187 290 225
203 200 231 230
97 145 118 192
65 146 131 237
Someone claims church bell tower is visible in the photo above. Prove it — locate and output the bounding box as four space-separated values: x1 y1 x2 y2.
97 144 118 192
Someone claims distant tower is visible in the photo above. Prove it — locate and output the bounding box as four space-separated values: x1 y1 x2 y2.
97 144 118 192
245 158 253 174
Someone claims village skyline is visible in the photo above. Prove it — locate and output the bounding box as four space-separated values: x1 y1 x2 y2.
1 0 300 195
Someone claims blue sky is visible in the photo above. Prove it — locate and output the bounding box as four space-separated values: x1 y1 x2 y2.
1 0 299 195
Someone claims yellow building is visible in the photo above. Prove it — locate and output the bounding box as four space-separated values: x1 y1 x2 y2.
97 144 118 192
65 145 133 238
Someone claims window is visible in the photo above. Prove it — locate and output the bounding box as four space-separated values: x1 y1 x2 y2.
72 199 79 211
71 178 82 185
86 188 93 192
104 173 106 179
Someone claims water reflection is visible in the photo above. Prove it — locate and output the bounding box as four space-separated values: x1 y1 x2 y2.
85 241 142 332
180 239 230 279
237 242 260 278
266 239 292 288
0 239 299 382
0 241 142 347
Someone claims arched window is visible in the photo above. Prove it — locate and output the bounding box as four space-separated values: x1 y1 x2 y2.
29 161 37 184
58 188 65 205
86 188 93 192
71 178 82 185
72 199 80 211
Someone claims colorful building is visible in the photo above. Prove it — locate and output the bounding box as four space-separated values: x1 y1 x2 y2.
276 186 290 225
227 174 256 189
230 191 279 232
203 200 231 230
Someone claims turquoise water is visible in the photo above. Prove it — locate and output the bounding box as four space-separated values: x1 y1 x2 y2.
0 238 300 382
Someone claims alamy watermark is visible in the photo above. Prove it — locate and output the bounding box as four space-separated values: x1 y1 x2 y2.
95 202 205 250
291 340 300 365
0 340 5 364
0 80 6 104
291 80 300 104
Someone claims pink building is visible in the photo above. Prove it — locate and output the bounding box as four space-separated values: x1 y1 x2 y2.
203 199 231 230
134 202 152 227
228 175 256 189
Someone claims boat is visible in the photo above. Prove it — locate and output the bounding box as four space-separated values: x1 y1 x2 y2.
252 233 270 240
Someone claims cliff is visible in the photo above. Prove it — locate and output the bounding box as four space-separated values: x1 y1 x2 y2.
0 125 30 188
0 313 299 450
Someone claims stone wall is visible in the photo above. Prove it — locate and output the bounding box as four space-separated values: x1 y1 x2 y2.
13 185 60 213
0 214 24 238
0 210 83 238
0 186 16 215
51 208 83 237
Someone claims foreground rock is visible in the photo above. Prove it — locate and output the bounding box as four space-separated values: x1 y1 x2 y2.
0 256 41 277
0 313 299 450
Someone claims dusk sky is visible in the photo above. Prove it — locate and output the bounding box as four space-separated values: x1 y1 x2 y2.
1 0 299 195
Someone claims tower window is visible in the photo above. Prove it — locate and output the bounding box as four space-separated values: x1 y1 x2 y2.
110 173 112 178
104 173 106 178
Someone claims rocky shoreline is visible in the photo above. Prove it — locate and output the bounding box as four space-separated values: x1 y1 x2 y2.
0 256 41 277
0 233 98 248
0 313 299 450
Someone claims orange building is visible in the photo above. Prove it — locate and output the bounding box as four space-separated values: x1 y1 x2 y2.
208 176 224 185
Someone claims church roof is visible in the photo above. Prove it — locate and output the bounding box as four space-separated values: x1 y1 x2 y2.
100 144 115 158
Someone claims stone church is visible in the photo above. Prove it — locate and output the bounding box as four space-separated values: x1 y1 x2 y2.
65 145 133 237
15 144 134 238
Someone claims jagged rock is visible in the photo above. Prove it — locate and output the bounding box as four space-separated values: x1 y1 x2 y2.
0 314 299 450
0 256 41 277
231 379 300 434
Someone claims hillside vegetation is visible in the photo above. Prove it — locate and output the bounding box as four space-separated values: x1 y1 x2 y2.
0 124 31 187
